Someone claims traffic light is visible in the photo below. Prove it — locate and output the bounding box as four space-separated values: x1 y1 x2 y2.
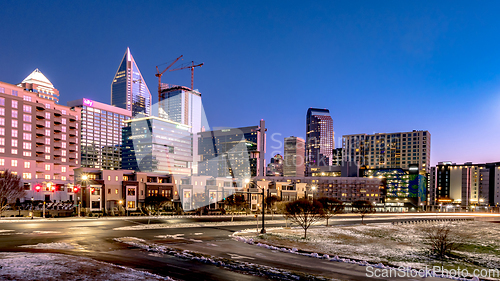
90 187 95 193
50 185 56 192
73 186 79 193
34 184 41 192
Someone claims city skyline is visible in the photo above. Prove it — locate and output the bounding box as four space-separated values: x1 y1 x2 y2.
1 1 500 166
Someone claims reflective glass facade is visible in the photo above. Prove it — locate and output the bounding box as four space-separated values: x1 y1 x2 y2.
198 126 259 178
306 108 334 169
111 48 151 117
122 117 193 176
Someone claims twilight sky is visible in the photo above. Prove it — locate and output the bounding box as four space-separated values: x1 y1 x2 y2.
1 0 500 165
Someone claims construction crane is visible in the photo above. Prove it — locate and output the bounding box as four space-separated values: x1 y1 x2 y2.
155 55 183 102
169 61 204 90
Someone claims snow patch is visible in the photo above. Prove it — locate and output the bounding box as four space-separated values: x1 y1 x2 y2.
19 242 76 250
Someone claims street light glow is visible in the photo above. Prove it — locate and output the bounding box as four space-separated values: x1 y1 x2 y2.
81 175 88 180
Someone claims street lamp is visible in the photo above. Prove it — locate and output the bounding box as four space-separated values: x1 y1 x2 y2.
119 200 123 216
311 185 317 200
31 197 34 219
80 175 88 217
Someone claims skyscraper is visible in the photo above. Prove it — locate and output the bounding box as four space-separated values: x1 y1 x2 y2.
111 48 152 117
121 116 193 177
159 85 204 174
306 108 334 169
284 136 305 177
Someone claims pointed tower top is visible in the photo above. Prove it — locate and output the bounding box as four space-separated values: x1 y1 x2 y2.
21 68 55 89
126 47 132 61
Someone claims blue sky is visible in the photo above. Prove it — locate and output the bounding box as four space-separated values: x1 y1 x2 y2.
1 1 500 165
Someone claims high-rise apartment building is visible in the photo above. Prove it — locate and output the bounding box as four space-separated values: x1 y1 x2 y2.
342 130 431 173
306 108 334 169
284 136 305 177
67 98 131 170
0 79 80 201
111 48 152 117
18 69 60 103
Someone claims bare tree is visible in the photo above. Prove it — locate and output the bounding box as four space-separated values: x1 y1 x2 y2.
0 170 25 218
225 194 246 221
423 223 464 260
265 195 279 219
145 195 169 215
285 199 324 239
317 197 344 226
351 200 375 224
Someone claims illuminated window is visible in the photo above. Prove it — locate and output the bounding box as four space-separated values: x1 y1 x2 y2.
24 162 30 169
127 201 135 208
11 160 17 167
45 175 50 180
45 164 50 171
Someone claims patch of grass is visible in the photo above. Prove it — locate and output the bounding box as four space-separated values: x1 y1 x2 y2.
459 243 500 255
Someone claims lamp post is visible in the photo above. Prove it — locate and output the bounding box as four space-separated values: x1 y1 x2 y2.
31 197 34 219
311 185 317 200
119 200 123 216
80 175 88 217
260 186 265 234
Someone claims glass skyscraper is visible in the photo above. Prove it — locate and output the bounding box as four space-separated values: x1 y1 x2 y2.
306 108 334 169
121 116 193 177
111 48 152 117
197 126 260 178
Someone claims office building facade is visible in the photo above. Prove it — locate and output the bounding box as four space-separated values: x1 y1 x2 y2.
0 79 80 202
111 48 152 117
361 166 427 209
198 122 266 179
266 154 284 176
306 108 334 169
284 136 305 177
121 116 193 177
158 85 204 174
429 162 500 208
67 98 131 170
342 130 431 173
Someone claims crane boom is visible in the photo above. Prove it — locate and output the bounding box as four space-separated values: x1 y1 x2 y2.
169 61 204 90
155 55 183 102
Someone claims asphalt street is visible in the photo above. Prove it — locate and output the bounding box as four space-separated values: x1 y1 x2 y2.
0 214 494 280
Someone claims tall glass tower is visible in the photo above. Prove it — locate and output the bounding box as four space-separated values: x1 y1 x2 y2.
306 108 334 169
111 48 152 117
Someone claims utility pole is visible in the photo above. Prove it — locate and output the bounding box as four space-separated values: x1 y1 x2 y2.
261 186 266 234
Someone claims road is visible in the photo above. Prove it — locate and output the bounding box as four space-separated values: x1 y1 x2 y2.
0 213 496 280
